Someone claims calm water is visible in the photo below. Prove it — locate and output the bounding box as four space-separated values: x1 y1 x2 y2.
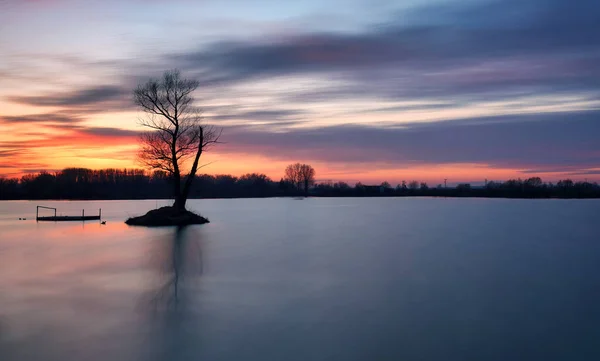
0 198 599 360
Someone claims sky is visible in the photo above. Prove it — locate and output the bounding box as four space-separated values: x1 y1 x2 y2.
0 0 599 185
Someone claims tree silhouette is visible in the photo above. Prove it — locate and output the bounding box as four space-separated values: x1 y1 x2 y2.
284 163 315 194
525 177 543 188
134 70 221 212
408 180 419 190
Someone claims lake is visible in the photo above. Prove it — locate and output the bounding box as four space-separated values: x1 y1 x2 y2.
0 197 599 360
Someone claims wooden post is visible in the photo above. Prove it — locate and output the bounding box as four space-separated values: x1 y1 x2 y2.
99 208 102 220
82 209 84 219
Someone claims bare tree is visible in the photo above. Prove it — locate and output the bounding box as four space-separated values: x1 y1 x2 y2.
284 164 300 189
284 163 315 194
408 180 419 190
134 70 221 212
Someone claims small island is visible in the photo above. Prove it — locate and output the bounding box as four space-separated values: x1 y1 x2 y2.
125 206 208 226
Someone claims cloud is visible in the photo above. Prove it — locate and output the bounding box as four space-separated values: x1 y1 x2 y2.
0 112 82 125
7 0 600 110
167 0 600 103
8 85 128 108
217 110 600 173
28 127 139 148
0 149 25 157
568 170 600 176
0 124 139 176
81 127 139 138
206 109 306 123
520 167 588 174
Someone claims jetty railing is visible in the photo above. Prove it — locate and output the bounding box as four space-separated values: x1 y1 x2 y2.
36 206 102 222
36 206 57 220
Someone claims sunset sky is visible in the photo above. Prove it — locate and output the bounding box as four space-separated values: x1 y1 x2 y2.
1 0 599 185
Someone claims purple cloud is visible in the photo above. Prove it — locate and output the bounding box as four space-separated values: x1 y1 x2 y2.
217 110 600 173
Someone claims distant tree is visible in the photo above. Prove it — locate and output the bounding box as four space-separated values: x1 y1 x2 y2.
237 173 273 196
0 177 19 200
486 181 498 189
238 173 270 185
284 164 299 188
525 177 543 188
401 180 407 190
456 183 471 191
20 171 56 199
134 69 221 212
278 178 287 188
334 182 350 190
284 163 315 193
557 179 574 189
381 181 391 189
420 182 429 191
504 179 523 189
152 170 169 181
408 180 419 190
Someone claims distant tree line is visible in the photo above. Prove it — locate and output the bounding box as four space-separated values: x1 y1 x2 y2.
315 177 600 199
0 170 598 200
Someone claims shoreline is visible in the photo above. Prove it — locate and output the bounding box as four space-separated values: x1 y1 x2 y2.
1 194 599 201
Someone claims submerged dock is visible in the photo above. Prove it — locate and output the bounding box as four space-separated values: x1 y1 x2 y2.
36 206 102 222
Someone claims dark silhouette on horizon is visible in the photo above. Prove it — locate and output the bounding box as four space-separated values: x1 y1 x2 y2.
284 163 316 195
1 168 598 200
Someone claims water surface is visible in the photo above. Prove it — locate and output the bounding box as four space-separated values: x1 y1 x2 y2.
1 198 599 360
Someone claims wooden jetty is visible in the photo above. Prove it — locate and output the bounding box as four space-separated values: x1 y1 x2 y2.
36 206 102 222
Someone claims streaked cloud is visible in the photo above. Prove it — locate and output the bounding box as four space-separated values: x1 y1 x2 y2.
0 113 82 124
167 0 600 102
8 85 128 108
218 110 600 172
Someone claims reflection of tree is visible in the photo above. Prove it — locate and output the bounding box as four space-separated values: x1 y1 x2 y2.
140 226 205 361
0 317 6 354
150 226 203 311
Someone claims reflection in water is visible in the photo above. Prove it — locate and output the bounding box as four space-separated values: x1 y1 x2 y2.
141 226 205 361
0 317 6 357
150 226 203 309
2 199 600 360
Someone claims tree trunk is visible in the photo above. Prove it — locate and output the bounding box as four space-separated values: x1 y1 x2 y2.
179 175 194 210
178 128 204 210
173 194 186 212
172 168 186 212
